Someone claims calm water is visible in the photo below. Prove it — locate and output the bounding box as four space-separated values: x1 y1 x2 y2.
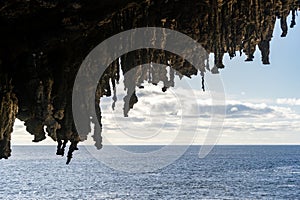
0 146 300 199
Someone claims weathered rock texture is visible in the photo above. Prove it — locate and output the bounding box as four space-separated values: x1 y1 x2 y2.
0 76 18 158
0 0 299 163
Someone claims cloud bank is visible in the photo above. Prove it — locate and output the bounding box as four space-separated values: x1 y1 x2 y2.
98 83 300 145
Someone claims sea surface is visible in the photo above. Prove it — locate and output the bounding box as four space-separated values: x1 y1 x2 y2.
0 145 299 199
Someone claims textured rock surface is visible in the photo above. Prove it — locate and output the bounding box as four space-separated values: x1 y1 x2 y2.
0 76 18 159
0 0 299 163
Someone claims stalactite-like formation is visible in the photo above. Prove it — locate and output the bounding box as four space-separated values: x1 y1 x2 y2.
0 76 18 159
0 0 299 163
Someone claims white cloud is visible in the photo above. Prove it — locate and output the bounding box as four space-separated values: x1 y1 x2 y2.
97 82 300 145
277 98 300 106
230 107 238 112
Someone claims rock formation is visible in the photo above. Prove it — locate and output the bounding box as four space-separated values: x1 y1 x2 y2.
0 76 18 158
0 0 299 163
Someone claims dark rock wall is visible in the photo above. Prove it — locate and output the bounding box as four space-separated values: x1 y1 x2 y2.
0 0 299 163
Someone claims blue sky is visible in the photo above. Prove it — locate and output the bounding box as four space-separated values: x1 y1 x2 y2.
12 13 300 145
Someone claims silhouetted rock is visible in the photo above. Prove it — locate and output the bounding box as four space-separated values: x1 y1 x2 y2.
0 76 18 159
0 0 299 163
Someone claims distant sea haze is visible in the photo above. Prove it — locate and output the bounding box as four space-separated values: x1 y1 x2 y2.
1 145 299 199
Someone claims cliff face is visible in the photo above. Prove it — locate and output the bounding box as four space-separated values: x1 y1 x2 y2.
0 0 299 163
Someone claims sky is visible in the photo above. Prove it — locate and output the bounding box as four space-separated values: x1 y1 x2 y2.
12 13 300 145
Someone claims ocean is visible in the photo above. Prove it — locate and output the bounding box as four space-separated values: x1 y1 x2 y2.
0 145 299 199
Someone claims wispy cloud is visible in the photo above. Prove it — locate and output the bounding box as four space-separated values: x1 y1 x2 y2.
277 98 300 106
